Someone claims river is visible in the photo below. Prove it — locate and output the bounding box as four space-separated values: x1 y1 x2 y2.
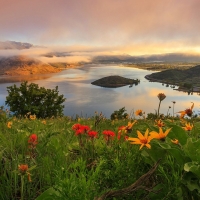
0 64 199 118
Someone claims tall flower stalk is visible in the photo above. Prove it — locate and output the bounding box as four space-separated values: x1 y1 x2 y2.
172 101 176 118
157 93 166 117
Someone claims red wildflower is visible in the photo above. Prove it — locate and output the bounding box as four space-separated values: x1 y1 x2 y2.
103 130 115 141
28 134 38 146
72 123 82 131
18 164 28 173
88 131 98 138
72 124 90 135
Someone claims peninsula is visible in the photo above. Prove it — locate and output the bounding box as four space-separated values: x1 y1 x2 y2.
145 65 200 92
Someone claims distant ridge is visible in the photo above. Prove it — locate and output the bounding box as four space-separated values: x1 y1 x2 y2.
92 53 200 63
0 55 61 76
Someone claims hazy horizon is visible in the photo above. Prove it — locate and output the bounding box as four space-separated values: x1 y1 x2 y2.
1 0 200 63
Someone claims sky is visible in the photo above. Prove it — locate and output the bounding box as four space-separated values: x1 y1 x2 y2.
1 0 200 58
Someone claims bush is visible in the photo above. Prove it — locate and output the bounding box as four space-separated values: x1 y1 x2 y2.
110 107 128 120
5 81 66 118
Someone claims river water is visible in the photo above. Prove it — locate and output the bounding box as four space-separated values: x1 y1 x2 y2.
0 64 199 118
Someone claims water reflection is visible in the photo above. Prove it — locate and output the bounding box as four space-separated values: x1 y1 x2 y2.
0 64 199 118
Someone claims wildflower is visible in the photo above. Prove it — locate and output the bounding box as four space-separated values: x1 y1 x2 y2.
7 121 12 128
88 130 98 138
117 120 137 140
103 130 115 141
178 102 194 118
72 123 82 131
157 93 166 101
128 129 152 150
41 120 46 125
157 93 166 117
154 119 165 127
150 127 172 141
18 164 32 182
172 101 176 104
182 122 193 131
135 109 143 116
30 114 36 120
171 139 179 144
72 124 90 135
18 164 28 174
28 134 38 147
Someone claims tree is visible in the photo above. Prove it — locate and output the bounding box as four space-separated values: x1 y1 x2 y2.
110 107 128 120
5 81 66 118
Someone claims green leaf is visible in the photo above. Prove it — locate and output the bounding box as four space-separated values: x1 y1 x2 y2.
184 162 200 178
183 138 200 163
167 124 188 145
35 187 60 200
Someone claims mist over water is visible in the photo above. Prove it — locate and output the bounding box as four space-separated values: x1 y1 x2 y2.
0 64 199 118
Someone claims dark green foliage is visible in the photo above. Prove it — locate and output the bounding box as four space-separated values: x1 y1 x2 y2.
110 107 128 120
5 81 66 118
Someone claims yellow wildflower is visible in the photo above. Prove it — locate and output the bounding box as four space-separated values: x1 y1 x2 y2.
171 139 179 145
128 129 152 149
155 119 165 127
182 122 193 131
150 127 172 141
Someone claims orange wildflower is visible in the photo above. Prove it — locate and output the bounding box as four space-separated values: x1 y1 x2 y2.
117 121 137 140
7 121 12 128
18 164 28 174
128 129 152 149
182 122 193 131
155 119 165 127
178 102 194 118
135 110 143 116
150 127 172 141
18 164 32 182
41 120 46 125
171 139 179 145
30 114 36 120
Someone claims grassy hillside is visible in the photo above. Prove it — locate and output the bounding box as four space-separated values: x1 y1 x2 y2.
1 97 200 199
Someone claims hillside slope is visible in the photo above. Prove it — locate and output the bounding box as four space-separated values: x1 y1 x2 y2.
0 56 61 76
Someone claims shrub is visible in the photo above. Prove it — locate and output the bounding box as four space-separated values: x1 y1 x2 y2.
110 107 128 120
5 81 66 118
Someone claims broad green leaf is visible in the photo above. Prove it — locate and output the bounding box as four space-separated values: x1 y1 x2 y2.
35 187 60 200
183 138 200 163
167 124 188 145
184 162 200 178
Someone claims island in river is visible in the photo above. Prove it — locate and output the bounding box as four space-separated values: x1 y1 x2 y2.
91 75 140 88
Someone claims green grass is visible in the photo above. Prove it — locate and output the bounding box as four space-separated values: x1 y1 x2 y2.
1 110 200 200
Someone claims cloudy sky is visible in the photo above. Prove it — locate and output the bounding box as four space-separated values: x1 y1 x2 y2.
1 0 200 56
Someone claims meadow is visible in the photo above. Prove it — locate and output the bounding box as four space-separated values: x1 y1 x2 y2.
0 94 200 200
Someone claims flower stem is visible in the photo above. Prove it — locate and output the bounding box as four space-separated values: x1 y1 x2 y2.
157 100 161 117
21 175 24 200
